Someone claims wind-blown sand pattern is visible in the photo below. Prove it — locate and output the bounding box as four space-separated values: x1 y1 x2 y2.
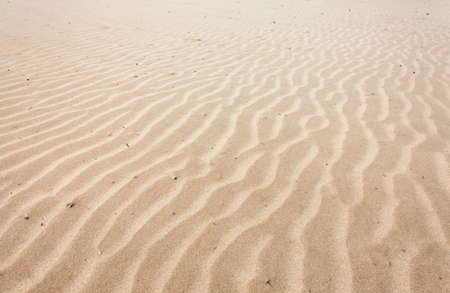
1 0 450 292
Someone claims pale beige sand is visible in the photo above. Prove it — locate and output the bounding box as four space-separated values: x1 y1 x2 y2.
1 0 450 292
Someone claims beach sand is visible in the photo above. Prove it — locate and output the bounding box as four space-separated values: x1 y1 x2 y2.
0 0 449 292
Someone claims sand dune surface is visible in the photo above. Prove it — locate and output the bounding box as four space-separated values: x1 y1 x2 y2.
1 0 450 292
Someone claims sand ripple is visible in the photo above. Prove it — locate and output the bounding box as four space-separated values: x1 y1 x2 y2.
1 0 449 292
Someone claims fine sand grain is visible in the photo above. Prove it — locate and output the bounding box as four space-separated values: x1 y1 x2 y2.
1 0 450 292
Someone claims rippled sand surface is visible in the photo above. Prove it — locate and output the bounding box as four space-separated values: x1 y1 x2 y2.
1 0 449 292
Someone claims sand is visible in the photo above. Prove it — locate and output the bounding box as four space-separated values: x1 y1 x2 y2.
0 0 449 292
